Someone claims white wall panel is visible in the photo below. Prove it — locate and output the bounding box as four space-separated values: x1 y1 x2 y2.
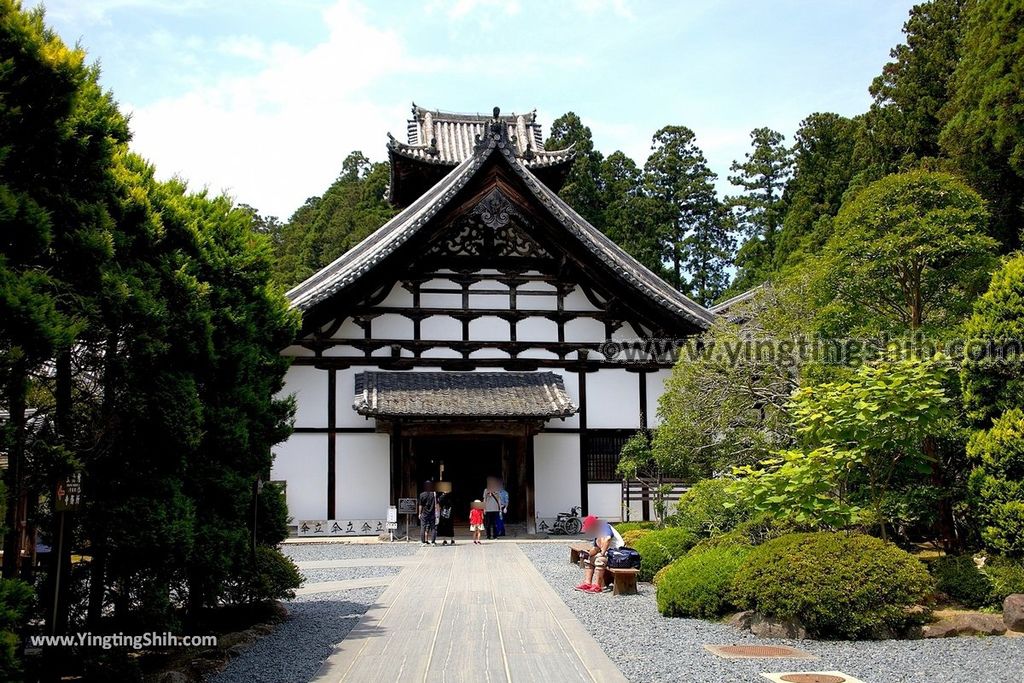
517 316 558 342
336 433 390 520
322 345 362 357
271 433 327 521
281 345 314 357
586 369 640 429
333 317 364 340
469 315 511 341
563 286 601 312
373 314 414 340
378 283 414 307
517 291 557 311
420 292 463 308
468 293 510 309
280 366 327 428
468 348 511 359
469 278 508 291
564 317 606 343
421 315 462 341
533 433 580 519
645 369 673 427
588 483 623 521
421 347 462 359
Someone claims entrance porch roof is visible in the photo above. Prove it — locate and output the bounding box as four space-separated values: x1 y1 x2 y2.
353 371 576 419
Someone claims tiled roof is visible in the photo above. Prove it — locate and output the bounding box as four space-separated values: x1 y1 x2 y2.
388 104 574 168
286 116 716 330
353 371 577 418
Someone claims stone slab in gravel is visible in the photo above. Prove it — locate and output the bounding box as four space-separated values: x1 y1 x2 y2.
520 543 1024 683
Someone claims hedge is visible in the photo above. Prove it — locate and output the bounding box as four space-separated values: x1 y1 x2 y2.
930 556 993 608
657 544 751 618
631 527 698 581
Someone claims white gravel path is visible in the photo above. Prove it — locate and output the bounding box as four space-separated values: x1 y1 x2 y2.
520 543 1024 683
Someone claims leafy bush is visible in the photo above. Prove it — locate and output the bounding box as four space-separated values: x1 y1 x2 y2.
223 546 303 604
652 564 671 587
731 532 933 639
631 527 697 581
614 521 658 535
984 556 1024 603
657 545 751 618
621 529 651 547
0 578 33 681
930 556 993 608
668 478 750 537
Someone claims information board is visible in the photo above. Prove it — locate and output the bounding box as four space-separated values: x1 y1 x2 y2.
398 497 417 515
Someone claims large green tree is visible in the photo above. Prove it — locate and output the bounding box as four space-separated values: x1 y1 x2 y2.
545 112 605 228
727 128 793 292
599 151 666 276
861 0 965 173
940 0 1024 250
644 126 732 304
823 170 995 335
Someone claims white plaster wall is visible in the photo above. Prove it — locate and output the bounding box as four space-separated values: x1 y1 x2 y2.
322 345 363 357
372 314 414 340
587 369 640 429
469 278 507 291
516 291 558 311
468 315 511 341
588 483 623 521
468 348 511 359
332 317 364 340
564 317 606 343
610 322 641 342
378 283 414 307
468 293 510 309
421 347 463 359
645 369 673 427
563 286 601 312
421 315 462 341
533 433 581 519
281 345 314 357
518 348 559 360
336 433 391 520
517 316 558 342
280 365 328 428
271 433 327 521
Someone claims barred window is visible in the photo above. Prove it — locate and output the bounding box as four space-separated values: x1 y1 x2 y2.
584 430 637 482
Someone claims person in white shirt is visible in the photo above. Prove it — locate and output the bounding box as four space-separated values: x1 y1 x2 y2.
574 515 623 593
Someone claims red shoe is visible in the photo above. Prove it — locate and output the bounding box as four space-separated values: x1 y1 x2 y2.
585 584 603 593
574 582 591 591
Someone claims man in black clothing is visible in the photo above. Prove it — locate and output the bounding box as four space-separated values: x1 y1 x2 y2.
418 480 438 545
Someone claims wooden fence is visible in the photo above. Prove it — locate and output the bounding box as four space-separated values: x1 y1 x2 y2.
621 479 691 522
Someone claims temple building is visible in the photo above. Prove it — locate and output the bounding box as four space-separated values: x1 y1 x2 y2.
272 105 714 535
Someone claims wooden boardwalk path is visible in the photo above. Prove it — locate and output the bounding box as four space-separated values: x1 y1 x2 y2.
310 542 627 683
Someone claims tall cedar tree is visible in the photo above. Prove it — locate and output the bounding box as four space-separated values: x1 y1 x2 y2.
644 126 732 305
545 112 605 229
727 128 793 293
861 0 965 173
940 0 1024 251
599 151 667 277
772 113 863 270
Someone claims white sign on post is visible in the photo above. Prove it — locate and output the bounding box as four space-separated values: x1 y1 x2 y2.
386 505 398 529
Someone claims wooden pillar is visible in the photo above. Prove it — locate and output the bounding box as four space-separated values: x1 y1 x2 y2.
402 427 415 501
389 421 403 505
327 369 337 519
578 368 589 516
525 428 536 534
513 431 528 524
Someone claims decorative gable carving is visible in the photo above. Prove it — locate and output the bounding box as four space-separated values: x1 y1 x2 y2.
425 188 551 260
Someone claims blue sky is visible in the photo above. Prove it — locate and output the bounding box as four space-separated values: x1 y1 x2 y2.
38 0 917 220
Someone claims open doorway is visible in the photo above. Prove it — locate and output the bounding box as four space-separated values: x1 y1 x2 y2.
410 436 514 523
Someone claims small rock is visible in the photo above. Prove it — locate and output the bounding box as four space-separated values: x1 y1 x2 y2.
217 631 250 649
724 611 754 630
155 672 191 683
1004 594 1024 632
226 643 250 658
922 613 1007 638
749 613 807 639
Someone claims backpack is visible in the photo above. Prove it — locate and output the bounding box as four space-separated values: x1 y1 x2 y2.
606 546 641 570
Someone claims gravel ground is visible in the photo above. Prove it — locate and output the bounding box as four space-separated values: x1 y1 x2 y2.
520 543 1024 683
301 565 402 583
212 541 421 683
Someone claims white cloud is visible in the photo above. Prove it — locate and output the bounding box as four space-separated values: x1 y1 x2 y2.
124 1 420 218
570 0 634 20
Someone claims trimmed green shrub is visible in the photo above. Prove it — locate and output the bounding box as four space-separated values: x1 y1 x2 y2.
223 546 303 604
614 521 659 535
930 556 993 608
621 529 650 547
668 478 750 537
984 556 1024 603
731 532 933 639
631 527 698 581
657 545 752 618
652 564 671 587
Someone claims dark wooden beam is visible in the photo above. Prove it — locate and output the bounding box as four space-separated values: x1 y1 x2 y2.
327 369 337 519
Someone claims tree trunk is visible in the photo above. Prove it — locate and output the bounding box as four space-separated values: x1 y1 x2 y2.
45 349 74 635
2 358 28 579
925 436 957 552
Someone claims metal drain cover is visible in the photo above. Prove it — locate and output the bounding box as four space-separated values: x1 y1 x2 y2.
705 644 817 659
762 672 866 683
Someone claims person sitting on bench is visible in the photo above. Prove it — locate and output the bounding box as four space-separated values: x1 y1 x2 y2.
574 515 624 593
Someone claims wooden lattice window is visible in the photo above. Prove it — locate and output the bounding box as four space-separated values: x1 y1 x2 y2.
584 430 637 482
